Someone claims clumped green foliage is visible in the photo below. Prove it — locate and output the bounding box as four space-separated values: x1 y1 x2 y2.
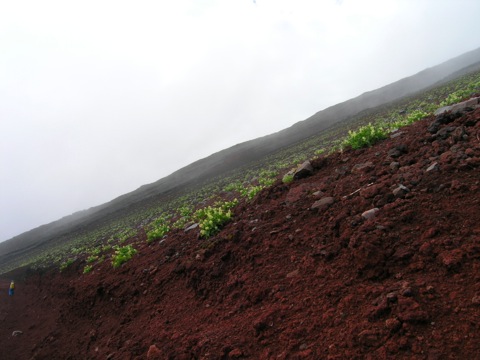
195 200 238 238
146 223 170 242
59 258 75 272
244 185 264 200
83 264 93 274
282 173 294 184
111 244 137 268
440 78 480 106
386 110 430 131
342 123 388 149
86 255 98 264
146 216 170 242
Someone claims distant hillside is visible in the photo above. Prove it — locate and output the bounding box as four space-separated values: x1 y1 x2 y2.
1 46 480 262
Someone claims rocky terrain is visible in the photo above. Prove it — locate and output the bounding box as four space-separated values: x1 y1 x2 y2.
1 98 479 359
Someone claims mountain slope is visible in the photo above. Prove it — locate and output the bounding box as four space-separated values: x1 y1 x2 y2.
1 98 479 359
1 47 480 268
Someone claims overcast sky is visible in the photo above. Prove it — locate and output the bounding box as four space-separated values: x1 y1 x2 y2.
1 0 479 242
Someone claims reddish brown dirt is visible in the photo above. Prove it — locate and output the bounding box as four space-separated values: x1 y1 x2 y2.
1 106 480 359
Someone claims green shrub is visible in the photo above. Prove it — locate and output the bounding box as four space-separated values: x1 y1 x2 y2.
195 200 237 238
405 110 429 124
146 216 171 242
111 245 137 268
282 173 294 184
146 223 170 242
83 265 93 274
342 123 388 149
59 258 75 272
245 185 264 200
86 255 98 264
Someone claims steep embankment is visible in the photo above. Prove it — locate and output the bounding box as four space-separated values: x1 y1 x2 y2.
1 99 479 359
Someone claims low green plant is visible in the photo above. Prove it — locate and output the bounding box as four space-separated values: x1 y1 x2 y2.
111 244 137 268
83 264 93 274
146 223 170 242
86 255 98 264
245 185 264 200
342 123 388 149
195 200 237 238
59 258 74 272
282 173 294 184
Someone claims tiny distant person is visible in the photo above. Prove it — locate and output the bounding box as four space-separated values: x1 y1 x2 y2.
9 280 14 296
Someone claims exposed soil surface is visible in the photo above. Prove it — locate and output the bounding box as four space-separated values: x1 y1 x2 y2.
1 105 480 359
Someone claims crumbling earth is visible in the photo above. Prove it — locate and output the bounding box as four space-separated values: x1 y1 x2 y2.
1 102 479 359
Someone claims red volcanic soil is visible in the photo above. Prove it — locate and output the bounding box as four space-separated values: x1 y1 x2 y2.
1 105 480 359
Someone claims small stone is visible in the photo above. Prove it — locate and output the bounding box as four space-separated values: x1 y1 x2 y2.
352 161 375 173
389 162 400 171
386 292 398 303
401 288 414 297
385 318 402 332
12 331 23 337
294 161 314 179
287 269 299 278
229 348 243 358
390 131 404 139
388 145 408 158
147 345 162 359
185 223 199 232
392 184 410 198
361 208 379 220
311 197 335 211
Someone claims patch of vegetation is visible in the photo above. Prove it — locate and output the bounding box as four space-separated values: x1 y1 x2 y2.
59 258 75 272
111 244 137 268
282 173 294 184
146 217 170 243
195 200 238 238
83 264 93 274
342 123 388 149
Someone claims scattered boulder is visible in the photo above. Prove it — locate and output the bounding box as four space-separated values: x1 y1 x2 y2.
184 223 199 232
311 197 335 211
147 344 163 359
228 348 244 358
352 161 375 174
389 162 400 171
294 161 314 180
388 145 408 158
392 184 410 198
426 162 439 172
362 208 380 220
428 112 462 133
